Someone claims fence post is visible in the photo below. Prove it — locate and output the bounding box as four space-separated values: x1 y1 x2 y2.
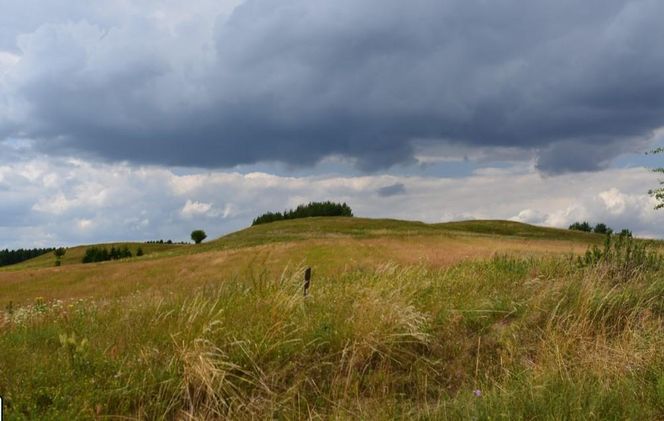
304 267 312 297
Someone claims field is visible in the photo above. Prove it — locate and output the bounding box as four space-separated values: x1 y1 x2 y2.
0 218 662 419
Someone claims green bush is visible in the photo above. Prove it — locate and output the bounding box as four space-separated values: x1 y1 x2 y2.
578 232 663 281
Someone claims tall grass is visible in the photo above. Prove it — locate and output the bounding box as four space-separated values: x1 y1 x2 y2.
578 232 663 282
0 255 662 419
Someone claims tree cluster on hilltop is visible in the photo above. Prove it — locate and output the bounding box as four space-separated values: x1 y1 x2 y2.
0 248 55 267
569 221 632 237
252 201 353 226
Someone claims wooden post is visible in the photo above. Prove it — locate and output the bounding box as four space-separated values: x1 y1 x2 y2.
304 267 312 297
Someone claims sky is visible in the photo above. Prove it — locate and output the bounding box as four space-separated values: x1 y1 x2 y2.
1 0 664 248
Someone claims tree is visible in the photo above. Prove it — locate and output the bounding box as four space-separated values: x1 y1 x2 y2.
618 228 633 238
569 221 592 232
0 248 54 267
53 247 66 266
593 223 612 235
191 230 207 244
648 147 664 209
119 246 132 259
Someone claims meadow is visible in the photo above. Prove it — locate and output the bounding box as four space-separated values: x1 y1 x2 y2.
0 218 662 419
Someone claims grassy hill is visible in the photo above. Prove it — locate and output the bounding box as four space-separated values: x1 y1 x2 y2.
4 218 603 271
210 217 603 248
0 219 600 305
0 218 662 419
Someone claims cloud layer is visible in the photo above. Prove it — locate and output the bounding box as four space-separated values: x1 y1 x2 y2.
2 0 664 172
1 143 659 248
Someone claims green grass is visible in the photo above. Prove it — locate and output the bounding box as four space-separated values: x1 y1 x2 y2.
0 218 662 419
2 218 603 271
3 218 646 272
1 260 662 419
212 217 604 248
437 219 601 240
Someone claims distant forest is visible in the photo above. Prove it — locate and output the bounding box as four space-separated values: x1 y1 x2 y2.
0 248 54 267
252 201 353 226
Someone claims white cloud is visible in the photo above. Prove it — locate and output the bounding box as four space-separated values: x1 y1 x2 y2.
509 184 660 236
510 209 547 225
599 188 628 215
0 50 20 74
181 199 213 218
77 218 93 230
32 192 72 215
1 151 662 248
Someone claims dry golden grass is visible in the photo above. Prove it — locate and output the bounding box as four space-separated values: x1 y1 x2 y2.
0 235 587 305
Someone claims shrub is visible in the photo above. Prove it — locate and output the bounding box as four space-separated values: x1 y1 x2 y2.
578 232 663 281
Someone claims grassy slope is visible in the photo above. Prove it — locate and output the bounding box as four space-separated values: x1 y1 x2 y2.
209 217 602 248
7 217 604 269
0 219 600 305
0 242 182 271
0 218 662 419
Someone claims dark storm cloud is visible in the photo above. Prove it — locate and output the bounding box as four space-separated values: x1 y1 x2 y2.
377 183 406 197
535 136 652 174
2 0 664 172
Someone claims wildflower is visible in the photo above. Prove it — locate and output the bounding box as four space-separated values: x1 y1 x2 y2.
473 389 482 397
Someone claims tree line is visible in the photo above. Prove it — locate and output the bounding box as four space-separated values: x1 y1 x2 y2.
0 248 54 267
569 221 632 237
82 246 144 263
252 201 353 226
144 239 189 245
